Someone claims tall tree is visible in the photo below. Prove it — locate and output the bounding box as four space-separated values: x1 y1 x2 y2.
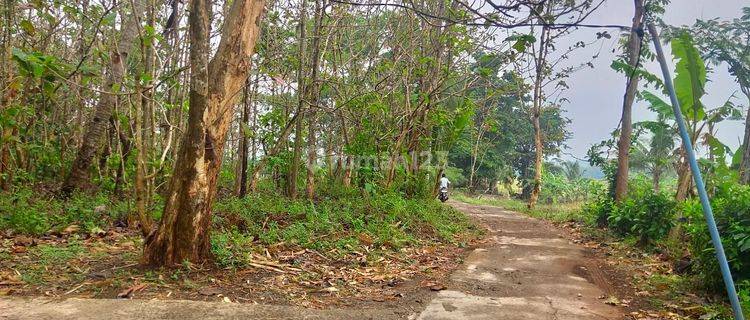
61 0 144 195
305 0 325 199
689 8 750 183
143 0 266 267
288 0 308 199
612 0 645 202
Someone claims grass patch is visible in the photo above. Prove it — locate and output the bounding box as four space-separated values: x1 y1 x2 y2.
739 280 750 316
0 187 132 236
211 192 481 267
15 239 86 285
36 241 84 264
452 193 589 224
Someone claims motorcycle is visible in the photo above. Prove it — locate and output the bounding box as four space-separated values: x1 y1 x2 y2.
438 187 449 202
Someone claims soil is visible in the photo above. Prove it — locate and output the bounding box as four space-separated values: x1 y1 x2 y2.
416 201 621 319
0 227 470 313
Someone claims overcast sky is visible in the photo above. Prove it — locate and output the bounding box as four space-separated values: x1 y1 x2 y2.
556 0 747 160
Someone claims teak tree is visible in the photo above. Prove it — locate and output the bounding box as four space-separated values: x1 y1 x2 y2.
143 0 266 267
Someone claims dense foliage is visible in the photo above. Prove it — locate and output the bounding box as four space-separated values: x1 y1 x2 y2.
585 177 676 246
683 183 750 292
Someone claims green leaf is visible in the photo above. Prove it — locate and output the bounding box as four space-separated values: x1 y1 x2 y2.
31 61 44 78
610 59 663 89
671 32 706 121
705 134 731 161
640 91 673 117
11 47 28 62
20 20 35 35
102 12 116 25
740 239 750 252
505 34 535 53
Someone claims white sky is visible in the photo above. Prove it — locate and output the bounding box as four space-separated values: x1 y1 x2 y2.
558 0 747 160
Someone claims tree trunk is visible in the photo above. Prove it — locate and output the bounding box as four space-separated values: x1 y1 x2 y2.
528 106 543 209
652 168 661 193
133 2 158 235
527 25 549 210
288 0 307 199
675 155 691 201
61 0 143 195
739 91 750 184
613 0 645 202
143 0 266 267
236 79 253 198
134 76 152 236
0 0 16 191
305 0 324 199
113 118 131 196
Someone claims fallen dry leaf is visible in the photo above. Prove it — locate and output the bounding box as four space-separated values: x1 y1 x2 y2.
604 296 620 306
117 283 147 299
198 287 222 296
429 284 447 291
63 225 80 234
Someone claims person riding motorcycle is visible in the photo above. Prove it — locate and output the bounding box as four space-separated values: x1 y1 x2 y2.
438 173 450 202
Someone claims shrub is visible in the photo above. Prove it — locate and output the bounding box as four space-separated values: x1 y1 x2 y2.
740 280 750 316
683 183 750 292
582 183 614 226
0 188 50 234
538 171 598 204
210 228 255 268
582 177 676 245
608 191 676 246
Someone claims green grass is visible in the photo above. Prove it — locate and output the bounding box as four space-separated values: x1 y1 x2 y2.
452 193 589 223
36 241 84 263
1 184 479 271
15 240 86 285
210 192 481 267
0 187 132 235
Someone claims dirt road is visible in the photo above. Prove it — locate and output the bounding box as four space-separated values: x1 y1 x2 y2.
0 201 622 320
416 201 621 319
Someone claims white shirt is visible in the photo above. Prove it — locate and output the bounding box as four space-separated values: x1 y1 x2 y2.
439 177 450 189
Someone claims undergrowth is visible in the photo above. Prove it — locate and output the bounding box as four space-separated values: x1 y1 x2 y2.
211 192 481 267
0 183 480 271
0 187 132 235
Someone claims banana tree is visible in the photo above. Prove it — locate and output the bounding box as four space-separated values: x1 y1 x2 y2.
640 31 742 200
632 117 675 193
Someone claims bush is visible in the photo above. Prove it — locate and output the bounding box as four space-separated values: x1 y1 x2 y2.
740 280 750 316
0 188 50 234
683 183 750 292
582 183 615 226
210 228 255 268
608 192 676 246
583 177 676 245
